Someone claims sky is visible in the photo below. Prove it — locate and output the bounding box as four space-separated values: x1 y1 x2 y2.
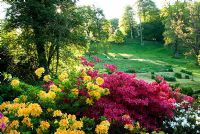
77 0 165 19
0 0 165 20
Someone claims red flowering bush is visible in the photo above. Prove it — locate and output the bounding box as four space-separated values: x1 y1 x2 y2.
84 72 193 130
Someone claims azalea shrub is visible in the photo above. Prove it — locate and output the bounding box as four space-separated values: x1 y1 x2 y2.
0 56 198 133
162 101 200 134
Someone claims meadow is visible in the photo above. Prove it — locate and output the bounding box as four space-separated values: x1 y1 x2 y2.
89 40 200 93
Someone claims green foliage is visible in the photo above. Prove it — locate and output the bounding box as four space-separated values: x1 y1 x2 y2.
160 74 176 82
125 68 136 73
119 6 136 38
181 69 193 75
108 29 125 44
142 21 164 41
81 117 96 134
0 84 22 103
174 72 182 79
181 86 194 96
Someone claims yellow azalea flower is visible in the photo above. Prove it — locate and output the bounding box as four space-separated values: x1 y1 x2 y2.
86 82 94 90
35 67 45 78
96 77 104 85
22 117 33 127
86 98 94 105
58 72 68 82
50 84 61 92
83 76 91 82
13 98 19 103
95 120 110 134
59 119 69 128
0 102 9 110
9 130 20 134
124 124 134 131
38 91 47 100
43 75 51 82
55 128 68 134
71 88 79 96
67 114 76 122
18 107 30 117
0 117 9 124
9 120 19 129
28 103 42 117
11 79 20 87
47 108 54 113
47 91 56 100
66 130 85 134
100 120 110 127
40 121 50 130
53 110 62 117
70 121 83 129
88 91 101 100
36 128 43 134
95 124 109 134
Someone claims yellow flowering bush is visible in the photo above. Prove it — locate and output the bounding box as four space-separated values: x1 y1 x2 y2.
0 66 112 133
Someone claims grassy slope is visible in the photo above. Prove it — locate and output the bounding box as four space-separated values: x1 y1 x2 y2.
87 40 200 90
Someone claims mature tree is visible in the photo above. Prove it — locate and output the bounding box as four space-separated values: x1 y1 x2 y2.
161 0 188 57
108 29 124 44
3 0 85 72
119 5 136 39
136 0 163 41
183 1 200 64
78 6 109 42
137 0 159 22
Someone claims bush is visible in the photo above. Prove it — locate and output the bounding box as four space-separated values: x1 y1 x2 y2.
174 72 182 79
151 72 155 79
0 58 195 133
160 74 176 82
185 75 190 79
170 83 180 89
181 86 194 96
125 68 136 73
85 72 185 130
162 102 200 134
165 65 173 72
181 69 193 75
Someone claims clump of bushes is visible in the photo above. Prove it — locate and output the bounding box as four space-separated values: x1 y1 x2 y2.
185 75 190 79
181 86 194 96
0 57 197 133
125 68 136 73
174 72 182 79
181 69 193 75
165 65 174 72
151 72 155 79
161 74 176 82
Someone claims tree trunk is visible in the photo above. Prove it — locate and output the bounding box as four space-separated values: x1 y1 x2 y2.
33 27 48 72
56 45 59 74
174 41 179 58
130 27 133 39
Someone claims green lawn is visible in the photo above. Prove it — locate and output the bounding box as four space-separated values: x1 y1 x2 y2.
86 40 200 91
